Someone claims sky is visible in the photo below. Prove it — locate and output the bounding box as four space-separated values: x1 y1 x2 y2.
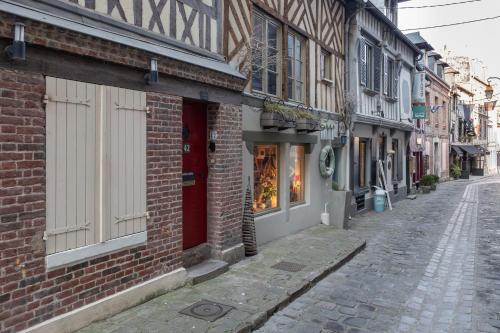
398 0 500 79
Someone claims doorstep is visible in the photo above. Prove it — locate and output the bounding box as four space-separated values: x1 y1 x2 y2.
78 225 366 333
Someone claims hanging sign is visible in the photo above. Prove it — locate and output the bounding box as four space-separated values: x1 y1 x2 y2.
412 71 426 119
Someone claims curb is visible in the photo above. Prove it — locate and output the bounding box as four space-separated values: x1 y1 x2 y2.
240 240 367 332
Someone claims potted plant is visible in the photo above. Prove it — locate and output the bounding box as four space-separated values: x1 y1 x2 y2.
420 175 434 194
430 175 439 191
261 100 296 130
296 108 321 133
327 181 352 229
451 162 462 179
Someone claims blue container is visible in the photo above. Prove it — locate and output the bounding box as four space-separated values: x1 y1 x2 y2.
373 189 386 213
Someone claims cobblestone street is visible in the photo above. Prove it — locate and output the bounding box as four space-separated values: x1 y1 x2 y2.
257 177 500 333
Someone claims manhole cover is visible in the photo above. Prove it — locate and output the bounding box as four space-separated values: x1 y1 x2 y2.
179 300 233 322
271 261 306 272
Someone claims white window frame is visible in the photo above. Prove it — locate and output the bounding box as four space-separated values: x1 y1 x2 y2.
287 30 306 102
251 10 282 97
320 49 332 81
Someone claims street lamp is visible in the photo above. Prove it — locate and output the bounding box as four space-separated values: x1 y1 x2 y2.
485 77 500 100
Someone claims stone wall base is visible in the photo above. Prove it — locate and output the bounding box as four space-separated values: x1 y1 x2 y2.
212 243 245 265
20 268 188 333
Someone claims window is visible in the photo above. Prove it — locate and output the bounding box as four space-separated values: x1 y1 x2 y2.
45 77 147 260
253 144 279 213
383 55 398 98
287 31 305 101
290 145 305 204
392 139 401 181
252 11 280 96
435 97 439 128
320 49 332 80
360 38 381 92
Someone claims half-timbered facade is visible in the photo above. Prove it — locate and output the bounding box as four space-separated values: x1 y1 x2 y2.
346 1 421 214
0 1 246 332
225 0 347 244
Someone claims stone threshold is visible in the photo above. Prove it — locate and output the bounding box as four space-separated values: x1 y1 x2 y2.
78 225 366 333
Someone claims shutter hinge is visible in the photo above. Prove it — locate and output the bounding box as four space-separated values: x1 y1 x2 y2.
43 223 91 240
114 212 150 224
115 103 150 114
43 95 91 106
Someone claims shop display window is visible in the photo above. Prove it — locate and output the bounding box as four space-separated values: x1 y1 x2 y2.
253 144 279 213
289 145 305 204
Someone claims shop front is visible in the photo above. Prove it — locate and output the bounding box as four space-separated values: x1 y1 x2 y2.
242 105 347 245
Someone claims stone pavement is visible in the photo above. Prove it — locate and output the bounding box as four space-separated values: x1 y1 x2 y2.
78 226 366 333
256 176 500 333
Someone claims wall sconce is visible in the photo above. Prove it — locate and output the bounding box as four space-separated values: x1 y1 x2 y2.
144 58 159 85
340 135 348 145
5 22 26 61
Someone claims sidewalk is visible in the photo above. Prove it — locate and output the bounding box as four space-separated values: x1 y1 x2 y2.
78 226 366 333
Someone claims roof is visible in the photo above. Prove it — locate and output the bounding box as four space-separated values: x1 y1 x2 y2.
405 32 434 51
457 84 474 96
364 2 422 55
472 75 490 87
428 51 442 60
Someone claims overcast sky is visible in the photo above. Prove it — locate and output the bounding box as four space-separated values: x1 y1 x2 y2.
398 0 500 79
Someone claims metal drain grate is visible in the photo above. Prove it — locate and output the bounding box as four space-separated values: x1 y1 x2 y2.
179 300 233 322
271 261 306 272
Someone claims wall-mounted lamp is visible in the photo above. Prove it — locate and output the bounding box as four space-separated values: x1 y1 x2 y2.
144 58 159 85
5 22 26 61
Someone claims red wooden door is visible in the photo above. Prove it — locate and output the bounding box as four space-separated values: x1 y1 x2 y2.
182 103 207 250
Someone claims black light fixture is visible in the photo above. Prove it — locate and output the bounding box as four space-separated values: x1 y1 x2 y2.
485 82 494 100
5 22 26 61
145 58 159 85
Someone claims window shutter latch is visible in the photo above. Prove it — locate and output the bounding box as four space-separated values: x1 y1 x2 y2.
43 223 91 240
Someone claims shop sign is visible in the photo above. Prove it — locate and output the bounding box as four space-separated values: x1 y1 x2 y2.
412 71 426 119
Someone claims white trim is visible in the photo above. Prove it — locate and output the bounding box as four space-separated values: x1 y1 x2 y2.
20 268 188 333
45 231 147 270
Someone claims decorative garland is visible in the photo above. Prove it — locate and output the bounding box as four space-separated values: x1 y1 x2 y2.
319 145 335 178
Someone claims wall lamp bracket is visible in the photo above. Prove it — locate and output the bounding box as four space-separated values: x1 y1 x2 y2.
144 58 159 85
5 22 25 61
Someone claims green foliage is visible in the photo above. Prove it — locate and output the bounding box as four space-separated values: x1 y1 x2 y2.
451 163 462 178
430 174 440 183
263 101 319 121
420 175 435 186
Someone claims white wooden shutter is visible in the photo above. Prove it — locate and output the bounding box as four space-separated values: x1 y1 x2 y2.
373 46 382 92
104 86 147 240
383 54 389 95
45 77 100 254
359 39 367 87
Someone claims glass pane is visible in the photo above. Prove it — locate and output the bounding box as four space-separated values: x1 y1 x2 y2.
359 142 366 188
268 72 277 95
288 79 294 99
287 57 293 78
295 60 302 80
295 38 301 60
320 53 325 79
290 146 305 204
268 47 278 72
288 34 294 57
295 82 302 101
253 14 264 42
252 66 263 91
253 145 279 213
268 22 278 49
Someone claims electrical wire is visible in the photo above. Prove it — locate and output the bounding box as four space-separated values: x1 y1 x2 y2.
401 15 500 31
365 0 482 10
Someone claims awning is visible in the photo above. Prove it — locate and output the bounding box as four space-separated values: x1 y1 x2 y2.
459 145 482 155
451 145 463 156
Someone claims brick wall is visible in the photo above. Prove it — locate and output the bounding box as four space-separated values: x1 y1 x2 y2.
0 13 245 93
0 69 184 332
207 103 243 253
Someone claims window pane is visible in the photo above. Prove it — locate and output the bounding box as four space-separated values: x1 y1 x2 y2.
295 38 301 60
268 72 277 95
359 142 366 188
268 22 278 49
252 66 263 91
287 57 293 78
290 146 305 204
320 53 325 79
253 15 264 42
253 145 279 213
295 82 303 101
288 34 294 57
268 47 278 72
288 78 294 99
295 60 302 80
